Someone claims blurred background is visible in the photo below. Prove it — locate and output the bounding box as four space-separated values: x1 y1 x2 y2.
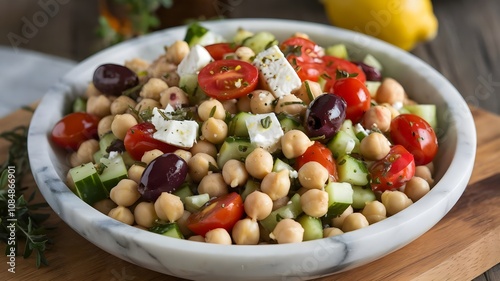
0 0 499 115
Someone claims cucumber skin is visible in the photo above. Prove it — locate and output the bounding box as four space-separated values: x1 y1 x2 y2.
260 193 302 233
325 182 353 218
149 223 184 239
70 163 107 206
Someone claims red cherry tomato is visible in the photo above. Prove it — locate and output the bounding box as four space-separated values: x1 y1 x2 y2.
198 59 259 100
295 142 338 182
204 43 239 60
322 56 366 92
332 77 371 123
280 37 324 81
187 192 244 236
51 112 100 151
390 114 438 165
369 145 416 192
124 122 177 160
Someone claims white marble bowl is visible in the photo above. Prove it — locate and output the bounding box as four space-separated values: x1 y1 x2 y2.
28 19 476 280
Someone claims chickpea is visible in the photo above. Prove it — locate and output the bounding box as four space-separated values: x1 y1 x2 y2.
404 176 430 202
188 235 205 242
69 152 81 167
376 78 405 105
270 218 304 244
93 199 117 215
250 90 275 114
141 149 163 165
362 106 392 132
135 98 161 113
159 86 189 109
139 78 168 100
281 130 314 159
332 206 353 229
272 196 289 211
415 165 435 186
222 159 248 188
244 191 273 220
381 190 413 216
133 202 158 228
188 153 218 182
128 164 145 184
166 40 190 65
87 95 111 118
201 117 228 144
342 213 369 232
323 227 344 238
274 94 306 116
298 161 329 190
85 82 103 98
197 173 228 198
76 139 99 164
148 56 177 78
110 95 137 115
190 140 218 158
124 58 150 74
293 80 323 105
176 210 193 237
232 218 260 245
237 94 252 112
110 179 141 207
245 147 274 179
197 99 226 121
259 171 290 202
235 46 255 62
360 132 391 161
205 228 232 245
221 99 238 115
361 201 387 224
300 189 329 217
292 32 310 39
174 149 192 163
162 71 180 87
154 192 184 222
108 206 134 225
98 115 114 137
380 103 400 119
111 113 138 140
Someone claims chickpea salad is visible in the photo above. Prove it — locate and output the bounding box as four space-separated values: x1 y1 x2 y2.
51 23 439 245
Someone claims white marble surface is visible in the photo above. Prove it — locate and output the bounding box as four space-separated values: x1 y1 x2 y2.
0 46 75 117
27 19 477 280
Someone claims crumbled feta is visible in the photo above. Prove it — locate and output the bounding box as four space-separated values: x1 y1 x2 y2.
151 107 199 149
245 113 284 152
252 45 301 98
392 101 403 111
177 44 213 77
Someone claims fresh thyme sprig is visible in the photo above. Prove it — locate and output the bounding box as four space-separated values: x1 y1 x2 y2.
0 125 52 268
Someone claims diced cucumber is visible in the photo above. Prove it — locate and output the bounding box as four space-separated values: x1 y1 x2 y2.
242 31 278 54
70 162 107 205
179 74 208 105
351 185 376 209
297 215 323 241
93 150 104 164
403 104 437 129
363 54 383 71
241 179 260 201
277 113 304 133
173 183 194 204
260 193 302 233
272 158 294 173
340 119 357 138
184 193 210 213
183 22 226 47
337 155 369 186
325 44 349 60
318 75 327 92
365 81 381 98
353 123 369 141
217 137 256 168
98 154 128 193
72 96 86 113
121 151 136 168
233 28 254 45
228 111 254 137
325 181 353 218
149 222 184 239
99 132 117 155
327 130 360 159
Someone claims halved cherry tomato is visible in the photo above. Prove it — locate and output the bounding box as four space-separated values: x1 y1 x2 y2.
369 145 416 192
390 114 438 165
51 112 100 151
332 77 371 123
322 56 366 92
187 192 244 236
204 43 239 60
198 59 259 100
280 37 324 82
295 142 338 182
124 122 177 160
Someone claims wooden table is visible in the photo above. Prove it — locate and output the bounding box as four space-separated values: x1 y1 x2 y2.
0 106 499 280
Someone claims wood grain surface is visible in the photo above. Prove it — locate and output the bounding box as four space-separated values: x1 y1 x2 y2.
0 105 498 281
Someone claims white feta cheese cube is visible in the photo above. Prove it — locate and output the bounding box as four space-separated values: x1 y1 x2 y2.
252 45 301 98
177 44 213 77
245 113 284 152
151 107 199 149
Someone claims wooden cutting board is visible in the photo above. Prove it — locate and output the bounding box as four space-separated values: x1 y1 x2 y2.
1 106 499 281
